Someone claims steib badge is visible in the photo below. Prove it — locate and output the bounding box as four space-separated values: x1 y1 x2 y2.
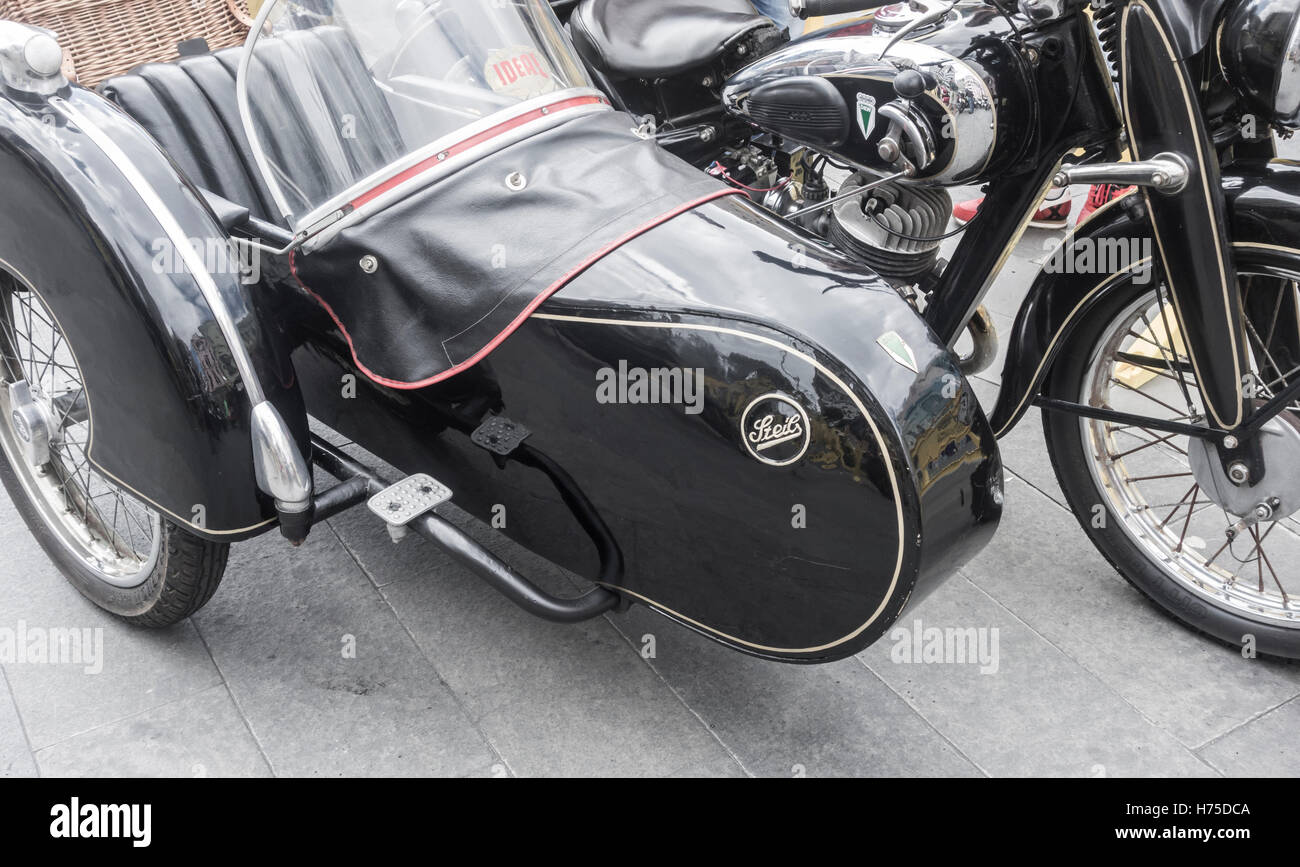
856 93 877 140
741 393 812 467
484 45 560 101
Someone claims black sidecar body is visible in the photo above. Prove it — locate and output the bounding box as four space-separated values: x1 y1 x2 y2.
0 0 1001 663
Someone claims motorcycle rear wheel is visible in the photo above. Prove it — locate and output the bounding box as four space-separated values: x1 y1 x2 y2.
0 265 228 627
1045 257 1300 658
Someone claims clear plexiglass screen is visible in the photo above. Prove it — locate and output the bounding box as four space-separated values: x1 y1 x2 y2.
242 0 593 222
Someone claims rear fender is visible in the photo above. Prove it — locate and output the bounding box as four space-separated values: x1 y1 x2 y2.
0 87 308 540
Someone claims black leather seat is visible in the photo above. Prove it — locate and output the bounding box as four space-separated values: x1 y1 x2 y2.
100 27 405 224
570 0 779 80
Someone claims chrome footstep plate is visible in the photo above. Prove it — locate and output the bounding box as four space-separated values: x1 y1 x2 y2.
366 474 452 527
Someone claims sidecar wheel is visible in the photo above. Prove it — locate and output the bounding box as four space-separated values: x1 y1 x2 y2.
0 267 228 627
1044 265 1300 658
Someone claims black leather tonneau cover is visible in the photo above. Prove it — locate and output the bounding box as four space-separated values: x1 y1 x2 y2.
291 110 737 389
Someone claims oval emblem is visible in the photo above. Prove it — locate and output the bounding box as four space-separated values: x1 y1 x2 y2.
10 410 30 443
741 393 811 467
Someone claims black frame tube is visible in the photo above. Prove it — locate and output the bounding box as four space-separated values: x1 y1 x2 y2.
310 436 622 624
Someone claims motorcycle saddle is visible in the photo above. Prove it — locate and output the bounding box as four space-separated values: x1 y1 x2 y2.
570 0 781 80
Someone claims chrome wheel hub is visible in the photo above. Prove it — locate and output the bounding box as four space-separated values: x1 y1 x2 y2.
1188 413 1300 521
7 379 53 468
0 268 160 588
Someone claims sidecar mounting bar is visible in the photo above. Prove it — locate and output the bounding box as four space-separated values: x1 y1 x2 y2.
309 436 622 624
1034 398 1216 439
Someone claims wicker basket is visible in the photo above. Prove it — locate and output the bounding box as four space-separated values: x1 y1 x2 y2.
0 0 253 87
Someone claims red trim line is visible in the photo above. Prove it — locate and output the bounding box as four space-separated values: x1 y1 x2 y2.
290 187 744 391
349 95 609 211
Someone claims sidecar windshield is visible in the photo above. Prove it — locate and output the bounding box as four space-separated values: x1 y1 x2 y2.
238 0 598 229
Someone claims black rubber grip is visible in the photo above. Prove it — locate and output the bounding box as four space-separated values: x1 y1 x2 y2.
793 0 890 20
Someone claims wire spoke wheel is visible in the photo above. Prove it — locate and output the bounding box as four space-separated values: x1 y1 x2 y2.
0 269 160 588
1071 266 1300 633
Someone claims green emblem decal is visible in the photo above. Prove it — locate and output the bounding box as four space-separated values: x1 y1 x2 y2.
856 92 877 140
877 331 919 373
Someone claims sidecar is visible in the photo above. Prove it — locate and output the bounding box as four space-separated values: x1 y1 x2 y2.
0 0 1002 663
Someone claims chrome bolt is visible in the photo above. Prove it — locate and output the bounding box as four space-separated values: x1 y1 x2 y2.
359 255 379 274
1223 434 1239 449
23 33 64 77
1227 461 1251 485
1255 502 1275 522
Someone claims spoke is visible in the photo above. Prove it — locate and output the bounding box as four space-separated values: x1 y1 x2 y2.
1262 362 1300 393
1257 540 1289 605
1106 414 1196 434
1110 377 1192 418
1110 428 1188 459
1262 280 1287 357
1227 522 1278 584
1159 483 1197 529
1125 328 1191 363
1148 297 1197 412
1245 314 1287 395
1206 536 1232 567
1125 471 1194 483
53 386 84 431
1252 526 1266 593
1175 485 1200 553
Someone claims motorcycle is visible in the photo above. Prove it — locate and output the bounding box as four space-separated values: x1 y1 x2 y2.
561 0 1300 656
0 0 1001 664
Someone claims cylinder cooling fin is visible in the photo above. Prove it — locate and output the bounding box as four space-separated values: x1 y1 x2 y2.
829 171 952 281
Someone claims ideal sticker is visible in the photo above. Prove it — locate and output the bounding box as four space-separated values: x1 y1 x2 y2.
485 46 560 100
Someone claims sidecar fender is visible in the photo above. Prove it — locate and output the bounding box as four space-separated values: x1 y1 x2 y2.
0 87 308 540
989 159 1300 438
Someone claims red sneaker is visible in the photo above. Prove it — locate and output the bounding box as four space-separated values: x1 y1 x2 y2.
952 196 983 225
1078 183 1137 224
952 195 1073 228
1029 198 1072 229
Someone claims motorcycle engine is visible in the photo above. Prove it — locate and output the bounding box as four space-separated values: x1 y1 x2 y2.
828 170 951 280
721 35 1011 185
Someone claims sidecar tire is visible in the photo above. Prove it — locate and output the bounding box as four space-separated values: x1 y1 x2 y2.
1042 288 1300 660
0 457 229 628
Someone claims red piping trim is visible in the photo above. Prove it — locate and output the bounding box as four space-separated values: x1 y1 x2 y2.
349 95 609 211
290 187 744 391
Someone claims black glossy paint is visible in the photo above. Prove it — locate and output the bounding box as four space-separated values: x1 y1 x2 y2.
294 195 1002 663
990 159 1300 436
1155 0 1231 59
0 88 307 540
1121 1 1247 431
925 10 1122 344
